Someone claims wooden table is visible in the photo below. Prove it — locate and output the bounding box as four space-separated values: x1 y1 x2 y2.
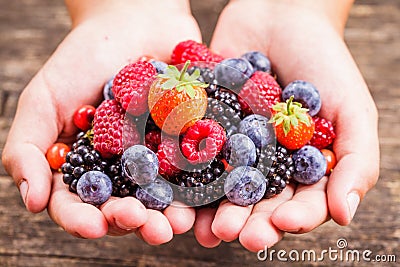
0 0 398 266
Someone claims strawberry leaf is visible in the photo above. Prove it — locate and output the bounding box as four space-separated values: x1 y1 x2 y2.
162 78 179 90
283 118 291 136
290 115 298 127
297 113 311 126
185 84 196 98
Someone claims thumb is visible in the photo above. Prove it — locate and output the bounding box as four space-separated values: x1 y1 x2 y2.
2 75 59 213
327 109 379 225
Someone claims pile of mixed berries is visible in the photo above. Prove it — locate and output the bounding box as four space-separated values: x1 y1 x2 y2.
46 40 337 210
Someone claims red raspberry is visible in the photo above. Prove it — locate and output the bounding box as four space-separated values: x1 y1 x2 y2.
171 40 224 65
181 119 226 164
156 137 185 179
112 60 157 115
308 117 336 149
93 100 126 158
145 130 162 153
239 71 282 116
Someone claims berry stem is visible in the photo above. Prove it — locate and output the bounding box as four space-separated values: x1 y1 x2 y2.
179 60 191 81
287 95 294 115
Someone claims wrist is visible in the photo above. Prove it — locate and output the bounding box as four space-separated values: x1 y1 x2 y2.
65 0 192 28
228 0 353 34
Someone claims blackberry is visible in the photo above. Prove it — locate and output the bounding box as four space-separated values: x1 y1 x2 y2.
172 158 226 207
61 132 134 197
188 66 215 84
256 144 294 199
205 88 243 136
188 66 218 96
106 158 136 197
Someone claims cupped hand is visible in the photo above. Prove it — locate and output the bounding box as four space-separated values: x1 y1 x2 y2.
194 0 379 251
2 0 200 243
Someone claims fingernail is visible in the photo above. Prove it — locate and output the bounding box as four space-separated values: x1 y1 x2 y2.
115 220 132 231
19 180 28 205
347 192 360 221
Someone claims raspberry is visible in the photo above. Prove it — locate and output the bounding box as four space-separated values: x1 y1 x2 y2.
239 71 282 116
112 60 157 115
92 100 126 158
181 119 227 164
171 40 224 65
308 117 336 149
145 130 162 153
156 137 185 179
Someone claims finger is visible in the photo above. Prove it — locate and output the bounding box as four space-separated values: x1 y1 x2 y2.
325 96 379 225
138 209 173 245
100 196 148 236
238 184 295 252
2 80 60 213
47 173 108 238
271 177 330 233
211 200 253 242
327 152 379 226
163 202 196 234
194 208 221 248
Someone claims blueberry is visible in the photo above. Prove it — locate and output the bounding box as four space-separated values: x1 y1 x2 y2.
121 145 159 185
135 178 173 210
282 80 321 116
239 114 275 149
224 166 266 206
150 60 168 74
223 134 257 167
241 51 271 73
103 76 115 100
77 171 112 205
214 58 254 91
292 145 327 185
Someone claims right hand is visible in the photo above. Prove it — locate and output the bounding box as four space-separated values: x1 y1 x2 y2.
2 0 201 244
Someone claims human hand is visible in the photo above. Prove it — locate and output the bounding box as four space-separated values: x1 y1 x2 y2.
194 0 380 251
2 0 201 243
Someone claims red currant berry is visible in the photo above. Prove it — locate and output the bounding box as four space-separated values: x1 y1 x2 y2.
321 149 337 175
73 105 96 131
46 143 70 170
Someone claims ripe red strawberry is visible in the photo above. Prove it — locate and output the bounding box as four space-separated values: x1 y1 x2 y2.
239 71 282 116
181 119 226 164
171 40 224 65
93 100 140 158
309 117 336 149
148 61 208 135
112 60 157 115
271 96 315 150
156 137 186 180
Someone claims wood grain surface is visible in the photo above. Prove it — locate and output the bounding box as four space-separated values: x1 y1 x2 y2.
0 0 399 266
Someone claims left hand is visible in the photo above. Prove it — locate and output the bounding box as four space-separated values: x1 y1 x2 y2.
193 0 380 251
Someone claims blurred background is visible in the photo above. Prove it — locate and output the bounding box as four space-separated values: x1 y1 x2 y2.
0 0 399 266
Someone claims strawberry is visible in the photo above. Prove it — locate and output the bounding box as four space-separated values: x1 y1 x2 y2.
171 40 224 65
148 60 208 135
93 100 140 158
239 71 282 116
112 60 157 115
270 96 315 150
309 116 336 149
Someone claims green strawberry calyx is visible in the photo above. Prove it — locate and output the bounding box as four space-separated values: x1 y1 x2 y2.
270 96 311 136
157 60 208 99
